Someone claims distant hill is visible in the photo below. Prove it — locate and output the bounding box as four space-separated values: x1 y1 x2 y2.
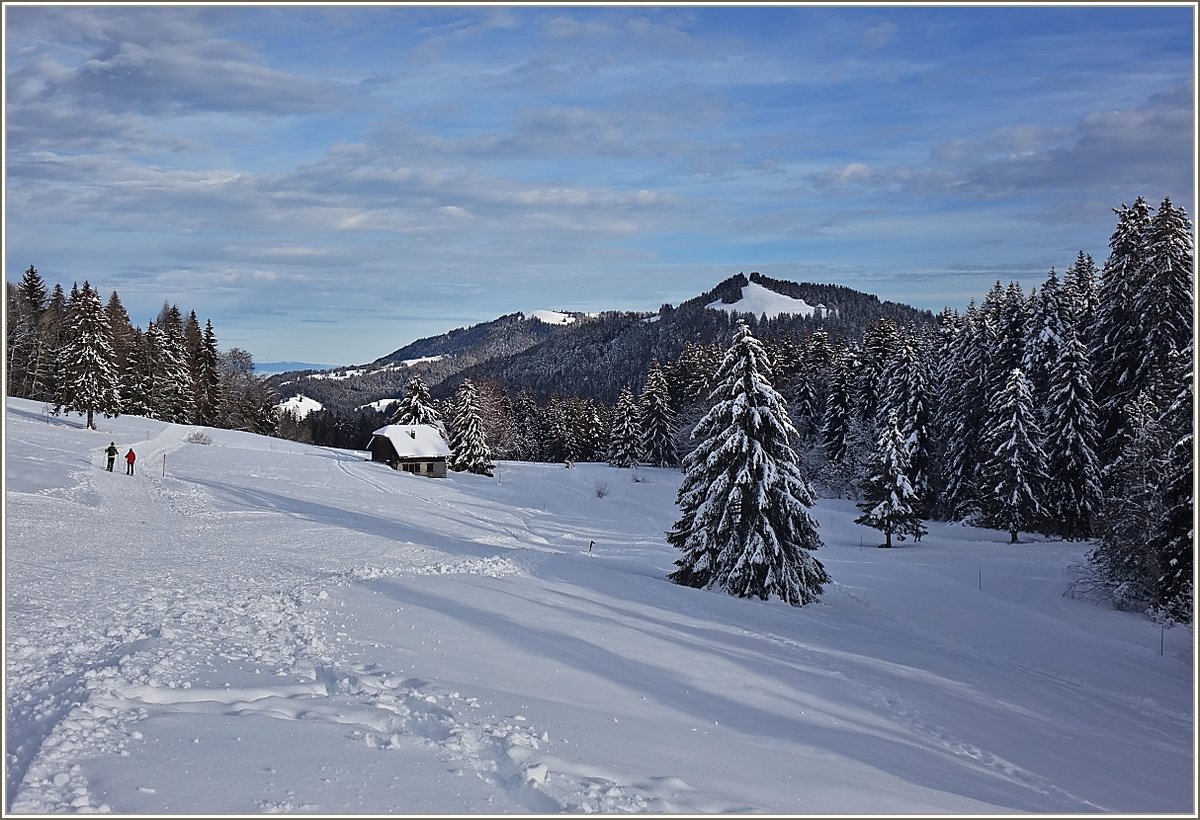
266 273 935 411
257 361 342 374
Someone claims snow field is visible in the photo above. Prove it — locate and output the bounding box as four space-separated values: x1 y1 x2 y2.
3 397 1194 814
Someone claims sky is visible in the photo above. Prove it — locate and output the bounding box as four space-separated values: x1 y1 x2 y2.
4 395 1195 814
3 3 1196 367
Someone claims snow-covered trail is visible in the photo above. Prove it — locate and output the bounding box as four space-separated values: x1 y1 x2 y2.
5 417 477 812
6 412 740 814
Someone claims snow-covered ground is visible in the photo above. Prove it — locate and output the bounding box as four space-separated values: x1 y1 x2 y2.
706 281 817 319
277 394 324 420
527 310 576 325
3 396 1194 814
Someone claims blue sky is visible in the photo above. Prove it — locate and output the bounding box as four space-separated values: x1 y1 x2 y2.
4 4 1195 366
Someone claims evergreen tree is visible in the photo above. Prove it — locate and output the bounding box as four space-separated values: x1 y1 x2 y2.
1092 197 1154 447
40 283 69 404
53 281 122 430
572 397 608 462
857 319 900 424
104 291 137 392
638 361 677 467
607 387 641 468
821 347 854 466
195 320 224 426
1152 427 1193 623
1023 268 1071 402
447 379 494 476
1063 250 1098 346
122 327 155 417
1090 391 1170 612
855 410 926 547
667 321 829 606
147 320 196 424
1147 345 1193 623
1042 327 1104 539
879 331 934 513
983 368 1047 543
936 303 988 521
988 281 1028 401
509 389 544 461
388 375 446 438
1136 198 1194 392
8 265 49 399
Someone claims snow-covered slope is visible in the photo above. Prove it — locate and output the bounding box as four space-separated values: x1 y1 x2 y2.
277 393 324 419
527 309 577 325
3 397 1194 814
706 280 817 318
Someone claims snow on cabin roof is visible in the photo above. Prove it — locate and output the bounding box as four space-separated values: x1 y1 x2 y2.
370 424 452 459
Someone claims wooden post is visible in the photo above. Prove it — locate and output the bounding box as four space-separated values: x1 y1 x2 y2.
162 454 166 477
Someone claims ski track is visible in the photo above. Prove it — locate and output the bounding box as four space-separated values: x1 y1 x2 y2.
7 436 730 814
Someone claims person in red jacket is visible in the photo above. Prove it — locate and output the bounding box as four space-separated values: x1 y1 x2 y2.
125 448 137 475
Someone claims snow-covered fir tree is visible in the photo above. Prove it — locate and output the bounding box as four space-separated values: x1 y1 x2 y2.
1022 268 1072 401
1042 326 1104 540
987 282 1029 403
388 375 446 438
195 320 224 426
856 319 900 424
1151 423 1193 623
667 320 829 606
879 332 934 514
53 281 122 430
447 379 493 476
982 368 1047 543
607 387 641 468
121 327 155 418
1063 250 1098 346
1089 391 1170 612
1091 197 1153 447
855 410 926 548
1136 198 1194 392
638 361 677 467
8 265 51 401
821 347 855 466
146 320 196 424
936 302 989 521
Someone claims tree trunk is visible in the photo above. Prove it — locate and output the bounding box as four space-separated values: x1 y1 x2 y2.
1009 529 1018 544
87 408 95 430
881 530 892 548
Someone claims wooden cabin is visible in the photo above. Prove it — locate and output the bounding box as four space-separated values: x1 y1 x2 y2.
367 424 452 477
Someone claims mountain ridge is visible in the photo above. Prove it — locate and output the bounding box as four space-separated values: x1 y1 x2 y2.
267 273 935 411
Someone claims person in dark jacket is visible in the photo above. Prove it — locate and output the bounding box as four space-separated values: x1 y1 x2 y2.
125 448 137 475
104 442 119 472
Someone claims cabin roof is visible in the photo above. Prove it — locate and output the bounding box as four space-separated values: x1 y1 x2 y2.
370 424 452 459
